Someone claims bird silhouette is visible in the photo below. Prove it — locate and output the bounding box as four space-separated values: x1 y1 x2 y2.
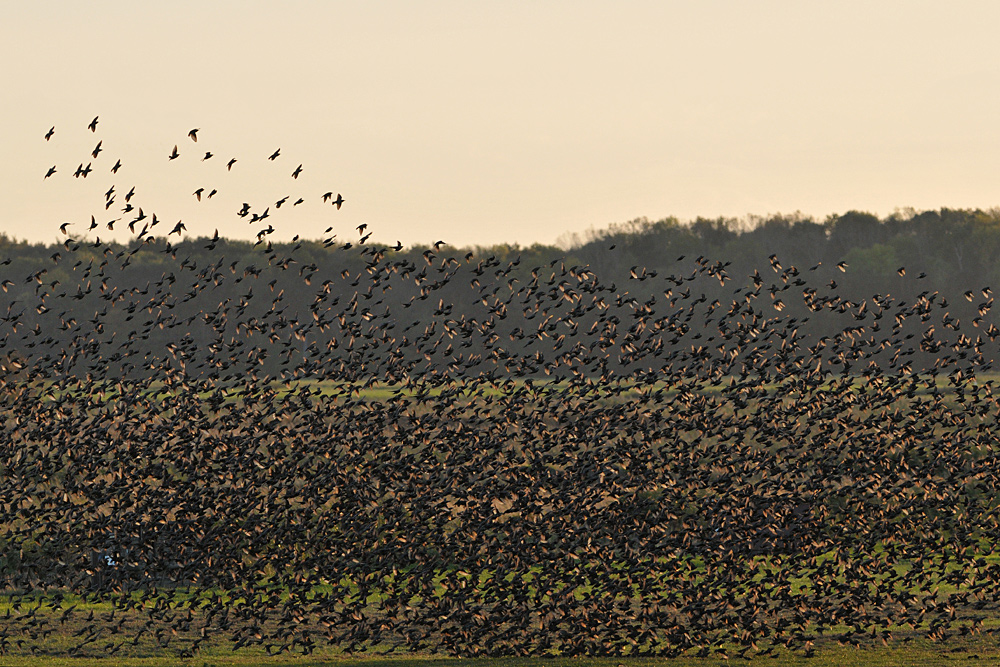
12 116 1000 663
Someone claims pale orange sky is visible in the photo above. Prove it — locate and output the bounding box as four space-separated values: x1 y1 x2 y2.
3 1 1000 248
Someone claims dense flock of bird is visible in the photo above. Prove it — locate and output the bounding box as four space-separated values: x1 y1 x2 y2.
4 118 1000 659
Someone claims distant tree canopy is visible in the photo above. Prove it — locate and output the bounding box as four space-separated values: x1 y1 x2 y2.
564 207 1000 289
2 207 1000 382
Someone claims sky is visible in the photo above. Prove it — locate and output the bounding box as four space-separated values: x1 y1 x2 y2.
3 1 1000 249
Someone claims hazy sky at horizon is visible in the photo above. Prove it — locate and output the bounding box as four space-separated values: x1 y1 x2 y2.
3 1 1000 248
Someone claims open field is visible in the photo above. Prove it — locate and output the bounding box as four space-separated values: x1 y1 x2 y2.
6 362 1000 662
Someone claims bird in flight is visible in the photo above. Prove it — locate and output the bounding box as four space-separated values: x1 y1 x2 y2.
333 193 344 209
92 141 102 159
268 149 280 161
227 158 237 171
44 126 54 141
168 145 180 160
88 116 99 132
188 128 199 142
44 166 56 179
292 164 303 179
111 159 122 174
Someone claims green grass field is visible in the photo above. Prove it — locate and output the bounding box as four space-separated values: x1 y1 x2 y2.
6 369 1000 663
2 642 1000 666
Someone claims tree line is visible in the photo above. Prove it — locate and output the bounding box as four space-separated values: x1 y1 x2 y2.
1 206 999 384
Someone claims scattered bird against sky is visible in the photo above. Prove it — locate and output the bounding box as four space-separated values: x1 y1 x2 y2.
4 2 1000 248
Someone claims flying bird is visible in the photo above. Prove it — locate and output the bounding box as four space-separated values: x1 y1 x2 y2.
88 116 99 132
188 128 199 142
168 145 180 160
44 126 54 140
268 149 280 160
